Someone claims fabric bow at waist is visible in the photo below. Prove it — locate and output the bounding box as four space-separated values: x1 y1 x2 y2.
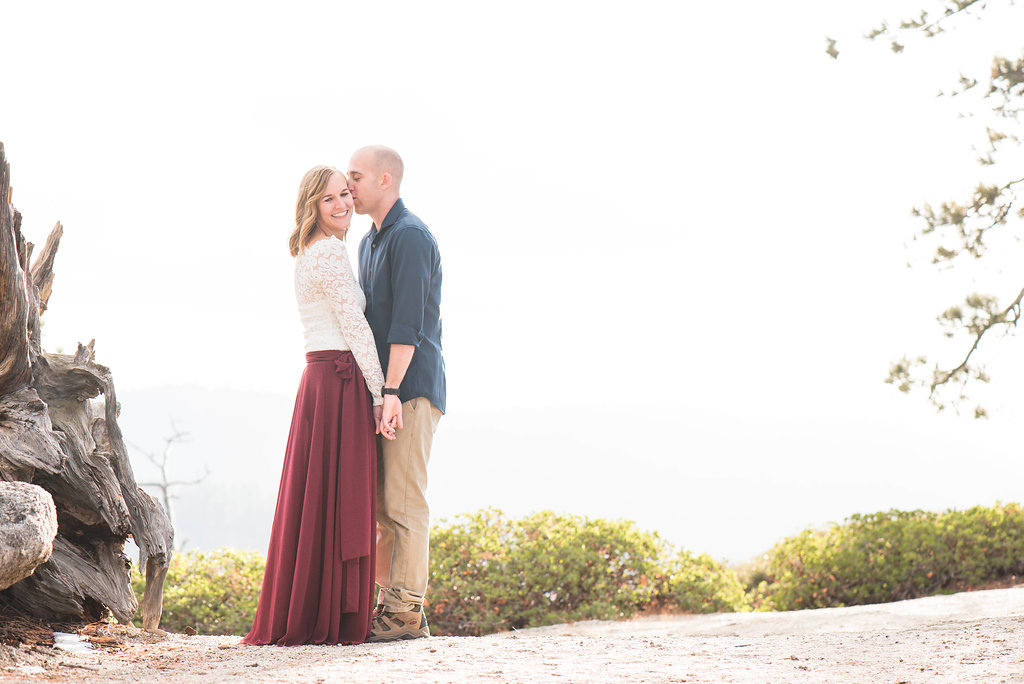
305 350 356 381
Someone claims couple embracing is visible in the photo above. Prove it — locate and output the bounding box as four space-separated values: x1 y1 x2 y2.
242 145 446 646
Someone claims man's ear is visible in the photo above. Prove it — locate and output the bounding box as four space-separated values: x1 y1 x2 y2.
380 172 393 191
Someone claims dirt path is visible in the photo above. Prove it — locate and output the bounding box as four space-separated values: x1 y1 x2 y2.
4 587 1024 682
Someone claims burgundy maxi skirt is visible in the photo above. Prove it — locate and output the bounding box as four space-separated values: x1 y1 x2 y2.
242 350 377 646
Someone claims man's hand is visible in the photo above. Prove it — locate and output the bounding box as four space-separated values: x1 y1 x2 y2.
382 345 414 435
375 403 396 440
381 394 403 433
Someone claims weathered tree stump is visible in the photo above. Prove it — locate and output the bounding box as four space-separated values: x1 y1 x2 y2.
0 142 174 629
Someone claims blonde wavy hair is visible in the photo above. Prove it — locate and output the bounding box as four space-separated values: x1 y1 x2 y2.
288 165 346 257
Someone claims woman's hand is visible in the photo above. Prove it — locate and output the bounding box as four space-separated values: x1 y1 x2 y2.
375 403 397 440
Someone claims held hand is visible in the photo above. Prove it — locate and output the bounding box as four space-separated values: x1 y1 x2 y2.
382 395 404 433
374 404 396 440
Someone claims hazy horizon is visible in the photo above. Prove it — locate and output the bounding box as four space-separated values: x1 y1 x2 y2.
118 383 1022 565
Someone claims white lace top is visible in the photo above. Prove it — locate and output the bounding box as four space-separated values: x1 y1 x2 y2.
294 237 385 405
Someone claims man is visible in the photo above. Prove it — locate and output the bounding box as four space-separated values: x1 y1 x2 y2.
348 145 445 642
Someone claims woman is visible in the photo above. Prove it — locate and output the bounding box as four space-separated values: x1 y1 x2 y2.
243 166 393 646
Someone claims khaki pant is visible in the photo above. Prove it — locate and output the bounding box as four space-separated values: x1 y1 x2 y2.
375 397 442 613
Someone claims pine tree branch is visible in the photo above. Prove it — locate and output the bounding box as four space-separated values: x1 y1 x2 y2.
930 284 1024 393
930 0 986 30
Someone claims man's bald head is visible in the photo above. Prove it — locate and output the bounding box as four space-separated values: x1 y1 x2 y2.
353 145 404 189
348 145 405 224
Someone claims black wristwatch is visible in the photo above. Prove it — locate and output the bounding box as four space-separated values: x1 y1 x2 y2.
382 387 401 396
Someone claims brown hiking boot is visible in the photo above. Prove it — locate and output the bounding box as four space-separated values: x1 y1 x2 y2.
367 608 429 642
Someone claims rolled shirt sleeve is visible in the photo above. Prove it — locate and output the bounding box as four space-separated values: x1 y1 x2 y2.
386 228 435 348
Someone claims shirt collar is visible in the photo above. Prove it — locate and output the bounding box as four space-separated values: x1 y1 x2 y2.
372 198 406 238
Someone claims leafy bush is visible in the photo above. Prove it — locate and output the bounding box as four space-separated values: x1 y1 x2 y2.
654 549 750 614
426 509 747 635
126 504 1024 635
760 503 1024 611
132 548 265 635
130 510 752 637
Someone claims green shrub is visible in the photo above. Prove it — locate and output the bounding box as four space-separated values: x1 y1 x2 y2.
426 508 524 636
130 510 754 637
426 509 747 635
132 548 265 635
732 554 773 611
761 503 1024 611
655 549 750 614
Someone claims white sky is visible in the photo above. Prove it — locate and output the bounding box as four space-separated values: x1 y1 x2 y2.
3 1 1023 562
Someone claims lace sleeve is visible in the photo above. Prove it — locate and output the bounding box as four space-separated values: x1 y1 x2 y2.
313 240 385 405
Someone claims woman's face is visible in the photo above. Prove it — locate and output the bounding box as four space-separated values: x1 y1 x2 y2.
316 172 354 235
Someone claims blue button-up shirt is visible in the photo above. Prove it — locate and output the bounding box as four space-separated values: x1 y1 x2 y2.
358 199 446 413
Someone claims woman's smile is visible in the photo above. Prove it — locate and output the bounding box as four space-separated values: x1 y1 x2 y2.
316 172 355 235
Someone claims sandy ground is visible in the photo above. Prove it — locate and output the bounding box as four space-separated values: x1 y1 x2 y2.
3 587 1024 683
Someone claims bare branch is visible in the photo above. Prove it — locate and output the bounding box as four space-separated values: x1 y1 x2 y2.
131 421 206 551
164 468 212 490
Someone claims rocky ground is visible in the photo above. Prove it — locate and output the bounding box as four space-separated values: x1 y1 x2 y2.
3 587 1024 682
